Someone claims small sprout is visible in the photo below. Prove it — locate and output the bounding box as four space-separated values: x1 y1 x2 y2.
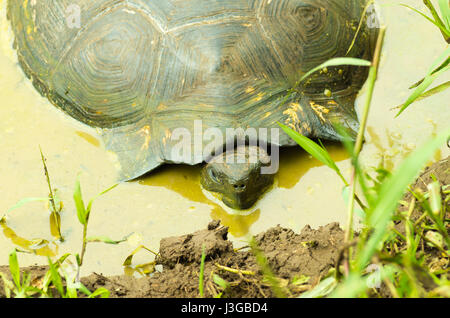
213 274 229 289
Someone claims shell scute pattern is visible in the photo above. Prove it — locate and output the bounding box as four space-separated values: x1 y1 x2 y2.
8 0 376 180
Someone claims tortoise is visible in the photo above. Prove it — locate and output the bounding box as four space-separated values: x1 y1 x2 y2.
8 0 377 209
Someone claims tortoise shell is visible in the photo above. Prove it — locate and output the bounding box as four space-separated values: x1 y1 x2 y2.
8 0 377 180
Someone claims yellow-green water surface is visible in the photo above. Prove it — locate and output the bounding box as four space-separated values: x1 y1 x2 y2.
0 0 448 276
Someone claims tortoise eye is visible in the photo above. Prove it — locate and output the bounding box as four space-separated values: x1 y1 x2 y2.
209 168 221 184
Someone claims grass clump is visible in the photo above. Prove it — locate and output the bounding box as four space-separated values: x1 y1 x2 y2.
0 150 127 298
277 22 450 297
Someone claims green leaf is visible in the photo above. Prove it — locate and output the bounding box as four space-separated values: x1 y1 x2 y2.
9 249 20 288
86 183 118 215
278 123 342 175
401 4 440 27
75 253 82 267
398 81 450 109
89 287 110 298
78 283 93 296
213 274 229 289
48 257 65 297
423 0 450 38
427 47 450 75
331 265 396 298
63 272 78 298
73 177 87 225
299 277 337 298
55 253 71 266
396 62 450 116
401 3 450 38
298 57 371 83
438 0 450 29
6 198 49 213
409 56 450 89
86 236 129 245
356 128 450 270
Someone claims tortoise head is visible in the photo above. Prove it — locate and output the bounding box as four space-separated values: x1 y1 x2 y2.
201 145 275 210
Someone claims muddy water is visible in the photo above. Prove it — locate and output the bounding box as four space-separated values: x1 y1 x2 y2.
0 0 448 276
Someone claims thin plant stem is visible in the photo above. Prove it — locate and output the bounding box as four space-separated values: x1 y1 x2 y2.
344 27 386 260
344 170 357 265
337 171 367 211
39 147 63 241
79 214 91 266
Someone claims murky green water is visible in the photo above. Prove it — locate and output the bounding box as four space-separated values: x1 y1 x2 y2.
0 0 448 276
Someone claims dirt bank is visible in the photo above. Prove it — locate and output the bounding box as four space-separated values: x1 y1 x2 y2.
0 156 448 298
0 221 344 298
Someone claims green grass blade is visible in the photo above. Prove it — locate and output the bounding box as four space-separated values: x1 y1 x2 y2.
427 46 450 75
409 56 450 89
401 3 450 38
63 271 78 299
424 0 450 38
410 81 450 102
6 198 49 213
438 0 450 29
89 287 110 298
199 244 206 298
356 128 450 270
299 277 337 298
48 257 65 297
396 63 450 117
401 4 439 25
86 183 118 214
9 249 21 288
213 274 229 289
55 253 71 266
86 236 129 245
73 177 87 225
278 123 341 175
123 245 158 266
77 283 93 296
298 58 371 83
